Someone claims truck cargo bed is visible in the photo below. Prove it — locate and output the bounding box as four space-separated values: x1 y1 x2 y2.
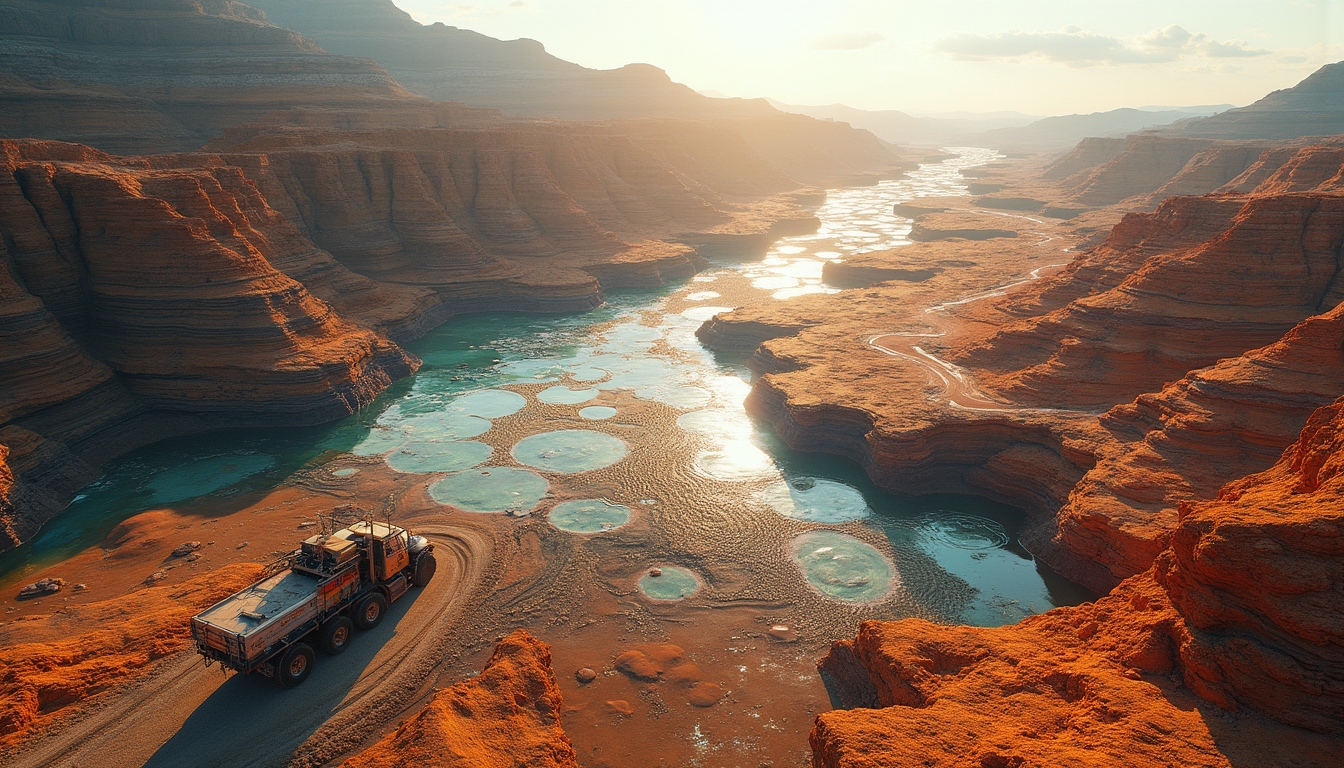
194 569 322 669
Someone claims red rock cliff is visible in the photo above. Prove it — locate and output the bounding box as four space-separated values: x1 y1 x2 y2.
0 139 418 550
955 190 1344 410
811 397 1344 766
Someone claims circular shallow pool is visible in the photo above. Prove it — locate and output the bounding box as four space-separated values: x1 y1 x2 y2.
548 499 631 533
449 389 526 419
579 406 618 420
790 530 896 604
384 441 492 474
761 477 870 523
511 429 628 474
429 467 550 513
638 566 700 601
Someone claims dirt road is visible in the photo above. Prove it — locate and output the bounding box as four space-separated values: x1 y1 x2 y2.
867 236 1079 413
9 525 491 768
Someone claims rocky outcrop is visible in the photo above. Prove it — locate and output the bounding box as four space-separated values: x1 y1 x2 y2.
1046 301 1344 590
5 149 417 421
0 0 416 154
0 139 419 549
811 398 1344 766
1157 397 1344 732
0 562 265 741
342 630 578 768
1237 142 1344 195
954 191 1344 410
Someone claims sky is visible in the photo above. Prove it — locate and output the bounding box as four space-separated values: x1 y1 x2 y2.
393 0 1344 116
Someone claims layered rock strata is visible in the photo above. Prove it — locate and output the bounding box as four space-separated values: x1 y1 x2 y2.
811 397 1344 766
342 630 578 768
0 139 418 549
1050 303 1344 588
953 190 1344 410
0 0 417 154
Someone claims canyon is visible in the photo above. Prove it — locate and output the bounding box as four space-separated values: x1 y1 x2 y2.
0 74 899 552
693 127 1344 763
0 1 1342 766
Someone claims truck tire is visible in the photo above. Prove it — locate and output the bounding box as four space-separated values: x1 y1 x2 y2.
319 616 354 655
412 552 437 587
275 642 315 688
354 592 388 630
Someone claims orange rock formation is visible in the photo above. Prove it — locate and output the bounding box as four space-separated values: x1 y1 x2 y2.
812 397 1344 766
0 139 419 549
341 630 578 768
0 562 264 742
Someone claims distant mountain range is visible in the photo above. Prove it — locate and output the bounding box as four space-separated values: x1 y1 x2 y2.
245 0 777 120
769 100 1233 151
1159 61 1344 140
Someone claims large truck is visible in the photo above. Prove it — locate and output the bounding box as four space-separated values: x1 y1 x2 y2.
191 517 437 688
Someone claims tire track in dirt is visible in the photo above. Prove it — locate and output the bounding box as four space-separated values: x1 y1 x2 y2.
6 525 493 768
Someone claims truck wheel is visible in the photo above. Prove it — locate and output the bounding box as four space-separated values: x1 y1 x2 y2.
354 592 388 630
319 616 354 655
412 552 437 587
275 642 315 688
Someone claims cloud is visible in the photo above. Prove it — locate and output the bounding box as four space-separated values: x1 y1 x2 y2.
812 32 885 51
935 25 1269 67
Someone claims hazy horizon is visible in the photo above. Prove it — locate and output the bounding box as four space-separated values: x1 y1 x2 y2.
397 0 1344 115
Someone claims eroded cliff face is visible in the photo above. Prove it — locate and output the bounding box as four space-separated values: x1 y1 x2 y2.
204 107 837 294
953 191 1344 410
0 139 419 548
0 0 417 154
811 398 1344 766
341 630 578 768
1049 303 1344 589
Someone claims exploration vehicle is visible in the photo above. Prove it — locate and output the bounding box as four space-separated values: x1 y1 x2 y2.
191 515 437 688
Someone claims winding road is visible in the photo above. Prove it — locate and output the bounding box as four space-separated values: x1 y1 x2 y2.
868 204 1075 413
10 524 492 768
